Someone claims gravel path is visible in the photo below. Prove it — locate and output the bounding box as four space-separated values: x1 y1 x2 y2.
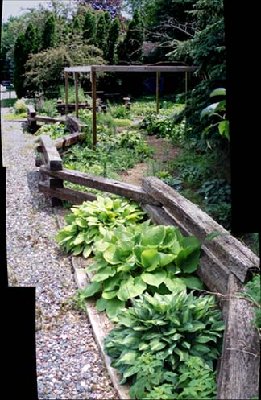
2 108 117 399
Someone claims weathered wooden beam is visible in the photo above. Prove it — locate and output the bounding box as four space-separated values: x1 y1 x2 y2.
35 116 65 124
75 72 79 118
64 65 197 74
142 177 259 283
35 152 45 167
39 135 63 171
54 131 86 150
156 71 160 114
92 69 97 148
39 182 97 204
217 274 260 399
142 204 177 226
66 116 86 134
65 71 69 116
40 166 159 205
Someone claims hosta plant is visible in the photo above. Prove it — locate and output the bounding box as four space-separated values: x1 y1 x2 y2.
104 291 224 399
56 196 145 258
82 224 203 319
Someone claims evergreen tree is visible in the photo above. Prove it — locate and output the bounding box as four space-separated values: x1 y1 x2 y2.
13 33 27 98
106 17 120 64
96 12 107 54
42 15 56 50
118 10 143 63
83 9 96 44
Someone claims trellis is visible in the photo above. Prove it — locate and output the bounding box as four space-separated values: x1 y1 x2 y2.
63 64 196 148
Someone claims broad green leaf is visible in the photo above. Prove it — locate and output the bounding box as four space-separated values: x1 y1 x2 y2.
83 245 92 258
105 298 125 320
72 244 84 255
180 276 204 290
218 120 229 139
141 248 159 269
140 225 166 246
92 267 116 282
158 252 176 267
117 276 147 301
82 281 102 298
164 277 186 293
102 290 118 299
96 298 107 311
141 271 167 287
210 88 226 97
200 102 219 118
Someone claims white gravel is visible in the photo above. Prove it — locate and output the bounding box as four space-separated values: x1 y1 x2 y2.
2 108 117 399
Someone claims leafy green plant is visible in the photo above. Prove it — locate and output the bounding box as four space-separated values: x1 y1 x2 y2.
104 291 224 398
201 88 229 141
82 224 203 319
13 98 27 114
56 196 145 258
37 99 58 117
36 122 67 139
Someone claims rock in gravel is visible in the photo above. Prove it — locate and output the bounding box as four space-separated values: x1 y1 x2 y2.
2 108 117 400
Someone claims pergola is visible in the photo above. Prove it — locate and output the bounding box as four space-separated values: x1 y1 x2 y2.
64 64 196 148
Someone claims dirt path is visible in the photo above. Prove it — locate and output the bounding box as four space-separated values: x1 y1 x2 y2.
119 135 180 186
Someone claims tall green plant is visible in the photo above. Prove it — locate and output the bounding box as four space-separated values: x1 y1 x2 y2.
42 15 56 50
83 9 97 44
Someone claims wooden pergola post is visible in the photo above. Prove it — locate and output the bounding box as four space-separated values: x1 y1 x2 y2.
75 72 79 118
156 71 160 114
91 69 97 149
185 71 188 102
65 71 69 116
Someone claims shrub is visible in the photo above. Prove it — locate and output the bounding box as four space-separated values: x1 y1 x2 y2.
13 99 27 114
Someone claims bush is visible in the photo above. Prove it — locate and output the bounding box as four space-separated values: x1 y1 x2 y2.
13 99 27 114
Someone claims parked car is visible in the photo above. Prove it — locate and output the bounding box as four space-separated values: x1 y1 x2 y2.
1 84 6 92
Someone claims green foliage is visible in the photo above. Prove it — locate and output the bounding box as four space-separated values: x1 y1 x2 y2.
13 99 27 114
201 88 229 141
37 99 58 117
25 43 104 93
83 224 202 319
83 9 97 44
56 196 145 258
59 85 88 104
96 12 108 54
244 274 261 331
41 15 56 50
106 17 120 64
140 113 185 144
118 10 143 63
36 123 67 139
104 291 224 398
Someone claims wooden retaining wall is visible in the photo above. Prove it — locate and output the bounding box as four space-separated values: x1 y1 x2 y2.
35 134 260 399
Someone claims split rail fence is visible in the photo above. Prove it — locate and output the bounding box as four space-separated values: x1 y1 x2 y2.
35 129 260 399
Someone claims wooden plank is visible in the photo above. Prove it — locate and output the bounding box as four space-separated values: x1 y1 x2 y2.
54 131 86 150
143 204 177 226
92 69 97 148
40 166 159 205
39 135 63 171
39 182 97 204
66 116 86 133
217 274 260 399
75 72 79 118
27 105 36 116
35 116 65 124
142 177 259 283
156 71 160 114
35 152 45 167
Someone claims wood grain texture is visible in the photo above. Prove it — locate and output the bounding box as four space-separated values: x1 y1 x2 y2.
39 182 97 204
39 135 63 171
217 274 260 399
40 166 159 205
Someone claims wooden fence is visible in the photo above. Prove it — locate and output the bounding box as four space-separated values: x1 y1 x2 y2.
27 105 86 135
35 133 260 399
